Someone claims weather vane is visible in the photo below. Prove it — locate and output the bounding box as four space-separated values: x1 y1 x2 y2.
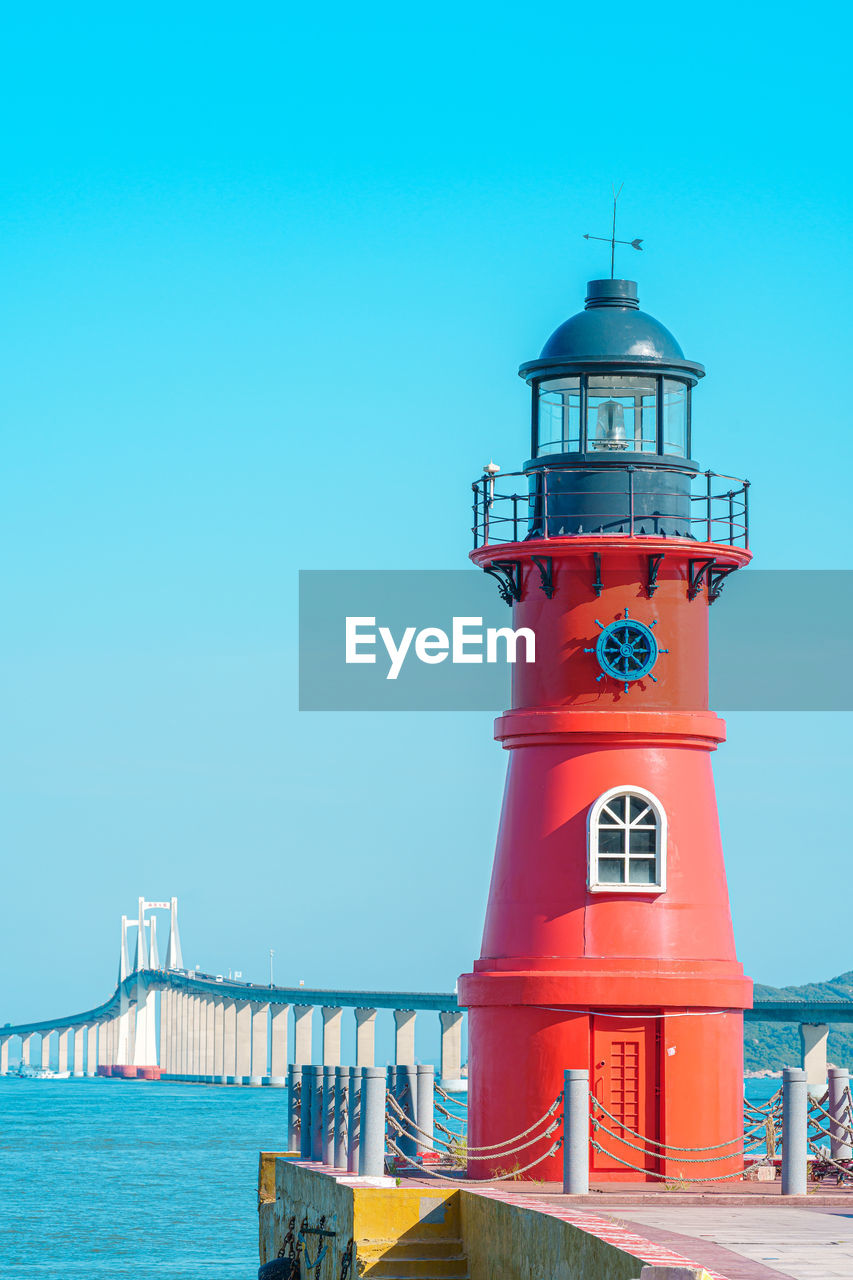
583 184 643 279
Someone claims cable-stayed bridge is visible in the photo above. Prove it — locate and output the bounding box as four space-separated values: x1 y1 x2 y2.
0 898 464 1083
1 897 850 1086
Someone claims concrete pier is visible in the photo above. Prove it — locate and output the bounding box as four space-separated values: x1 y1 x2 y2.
235 1000 251 1082
293 1004 313 1065
439 1009 464 1081
322 1006 342 1066
250 1001 268 1083
86 1024 97 1076
393 1009 416 1065
800 1022 828 1092
270 1003 288 1079
355 1007 376 1066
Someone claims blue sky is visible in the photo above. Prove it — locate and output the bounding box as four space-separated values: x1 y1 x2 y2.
1 2 852 1034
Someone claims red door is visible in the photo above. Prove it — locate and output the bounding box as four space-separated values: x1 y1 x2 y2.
591 1017 658 1177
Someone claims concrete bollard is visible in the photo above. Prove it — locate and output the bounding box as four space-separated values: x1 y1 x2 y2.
288 1065 302 1151
396 1064 418 1161
782 1066 808 1195
416 1064 435 1154
359 1066 387 1177
310 1065 324 1160
347 1065 361 1173
827 1066 852 1161
300 1065 313 1160
334 1065 349 1169
322 1065 336 1165
562 1068 590 1195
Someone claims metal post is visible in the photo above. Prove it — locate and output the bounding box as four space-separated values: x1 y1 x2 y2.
300 1065 314 1160
743 479 750 550
335 1065 349 1169
359 1066 386 1178
782 1066 808 1195
347 1065 361 1173
828 1067 852 1161
416 1064 435 1155
627 465 635 536
562 1068 589 1195
705 469 712 542
322 1065 336 1164
288 1065 302 1151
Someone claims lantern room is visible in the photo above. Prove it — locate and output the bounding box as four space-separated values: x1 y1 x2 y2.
516 278 706 538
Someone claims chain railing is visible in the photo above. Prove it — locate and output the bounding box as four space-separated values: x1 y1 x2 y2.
283 1063 852 1192
472 464 749 549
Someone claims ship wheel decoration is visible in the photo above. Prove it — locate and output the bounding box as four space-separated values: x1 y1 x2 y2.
585 609 668 693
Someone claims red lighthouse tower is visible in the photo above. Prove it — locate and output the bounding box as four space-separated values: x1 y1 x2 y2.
458 277 752 1182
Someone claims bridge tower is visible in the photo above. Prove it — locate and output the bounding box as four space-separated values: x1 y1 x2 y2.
458 277 753 1181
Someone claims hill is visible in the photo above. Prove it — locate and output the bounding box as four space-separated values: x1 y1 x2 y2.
746 970 853 1073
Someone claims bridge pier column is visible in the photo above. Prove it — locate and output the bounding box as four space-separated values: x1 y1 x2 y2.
250 1002 269 1084
40 1031 51 1070
213 995 225 1079
293 1005 313 1066
175 993 183 1075
800 1022 829 1093
355 1008 377 1066
56 1028 70 1074
270 1004 288 1082
97 1021 110 1072
159 995 169 1075
393 1009 416 1066
189 988 201 1080
322 1007 343 1066
204 997 215 1079
86 1024 97 1076
439 1010 464 1083
21 1033 33 1067
182 991 191 1076
192 988 202 1080
235 1000 252 1083
223 998 237 1083
71 1025 83 1076
0 1036 9 1075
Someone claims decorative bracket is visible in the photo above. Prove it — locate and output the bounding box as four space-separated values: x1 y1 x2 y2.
592 552 603 598
483 559 522 606
708 565 738 604
647 553 665 596
687 558 716 601
530 555 555 599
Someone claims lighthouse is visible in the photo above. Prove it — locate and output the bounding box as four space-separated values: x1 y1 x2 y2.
458 276 752 1182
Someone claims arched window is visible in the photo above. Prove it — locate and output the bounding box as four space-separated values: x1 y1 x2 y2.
588 786 666 893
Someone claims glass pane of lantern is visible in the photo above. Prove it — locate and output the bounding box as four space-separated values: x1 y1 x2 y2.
628 859 657 884
598 858 625 884
537 378 580 456
599 827 625 854
629 827 657 856
588 377 656 453
662 380 688 456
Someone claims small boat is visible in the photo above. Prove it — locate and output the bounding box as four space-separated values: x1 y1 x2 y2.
440 1077 468 1094
15 1063 71 1080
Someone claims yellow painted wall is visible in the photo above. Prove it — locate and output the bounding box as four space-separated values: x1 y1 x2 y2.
257 1157 712 1280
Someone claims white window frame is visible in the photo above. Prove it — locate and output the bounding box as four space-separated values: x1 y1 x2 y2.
587 784 667 894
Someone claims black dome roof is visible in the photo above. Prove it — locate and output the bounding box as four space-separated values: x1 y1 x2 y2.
519 280 704 382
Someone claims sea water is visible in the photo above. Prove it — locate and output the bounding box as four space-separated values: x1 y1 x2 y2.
0 1076 787 1279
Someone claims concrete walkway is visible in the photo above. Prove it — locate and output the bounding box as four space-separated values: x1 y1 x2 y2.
608 1206 853 1280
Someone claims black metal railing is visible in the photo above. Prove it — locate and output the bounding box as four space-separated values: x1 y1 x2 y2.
471 464 749 550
